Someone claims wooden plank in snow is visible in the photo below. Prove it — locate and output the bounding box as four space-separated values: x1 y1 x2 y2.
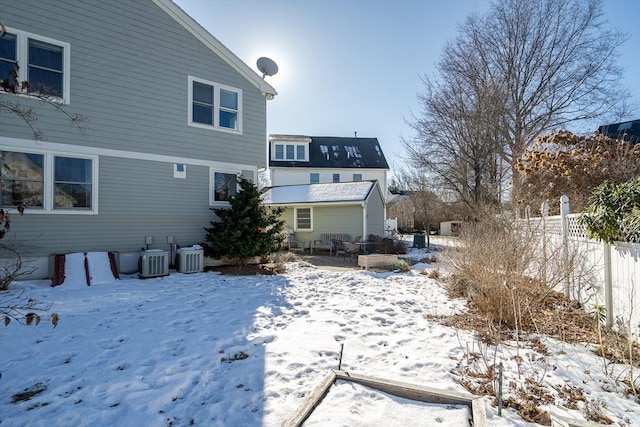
284 370 488 427
282 371 336 427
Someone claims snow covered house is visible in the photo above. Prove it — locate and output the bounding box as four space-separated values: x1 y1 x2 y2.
268 135 390 199
261 181 385 247
0 0 276 278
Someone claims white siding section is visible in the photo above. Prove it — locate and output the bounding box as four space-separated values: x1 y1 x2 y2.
271 168 388 198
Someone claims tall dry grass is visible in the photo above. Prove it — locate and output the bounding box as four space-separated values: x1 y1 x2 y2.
445 215 585 333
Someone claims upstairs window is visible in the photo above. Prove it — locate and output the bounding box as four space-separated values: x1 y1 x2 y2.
28 39 64 96
0 28 70 102
286 144 295 160
0 33 18 85
189 76 242 133
310 173 319 184
353 173 362 181
333 173 340 183
273 143 307 161
275 145 284 160
296 145 305 160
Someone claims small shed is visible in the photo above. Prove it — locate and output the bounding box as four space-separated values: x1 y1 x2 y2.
439 221 463 236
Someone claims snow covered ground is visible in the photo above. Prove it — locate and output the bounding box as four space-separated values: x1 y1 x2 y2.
1 241 638 426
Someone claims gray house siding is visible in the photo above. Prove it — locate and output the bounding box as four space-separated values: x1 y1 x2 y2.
0 0 271 277
366 186 385 237
9 156 213 254
1 0 267 166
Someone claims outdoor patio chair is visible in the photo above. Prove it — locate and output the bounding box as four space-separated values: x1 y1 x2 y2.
285 233 303 252
341 242 361 261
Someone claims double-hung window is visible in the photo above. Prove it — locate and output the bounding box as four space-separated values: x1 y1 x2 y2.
54 156 93 209
0 150 96 213
295 207 312 231
189 76 242 133
0 28 70 102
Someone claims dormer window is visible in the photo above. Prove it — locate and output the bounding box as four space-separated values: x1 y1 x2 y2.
273 143 307 161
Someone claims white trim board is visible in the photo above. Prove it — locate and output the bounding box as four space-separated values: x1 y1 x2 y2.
0 136 256 172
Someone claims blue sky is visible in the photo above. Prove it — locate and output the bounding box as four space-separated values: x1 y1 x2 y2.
174 0 640 171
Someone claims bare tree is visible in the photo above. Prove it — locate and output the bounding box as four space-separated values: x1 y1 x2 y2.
404 74 509 214
392 166 443 249
405 0 630 210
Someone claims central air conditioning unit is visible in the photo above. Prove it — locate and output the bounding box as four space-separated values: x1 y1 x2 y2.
139 250 169 278
176 247 204 274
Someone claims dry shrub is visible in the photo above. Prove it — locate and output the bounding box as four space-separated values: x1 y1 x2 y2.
444 215 590 334
420 255 438 264
1 243 36 290
393 259 410 272
273 251 297 263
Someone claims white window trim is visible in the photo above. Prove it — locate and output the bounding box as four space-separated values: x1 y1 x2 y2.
2 27 71 104
209 168 240 206
294 207 313 232
1 147 98 215
188 76 242 134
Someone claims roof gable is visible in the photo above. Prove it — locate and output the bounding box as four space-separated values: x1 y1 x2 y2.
269 136 389 169
153 0 276 98
262 181 376 205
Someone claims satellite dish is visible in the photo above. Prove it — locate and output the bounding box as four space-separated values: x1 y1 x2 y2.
257 57 279 79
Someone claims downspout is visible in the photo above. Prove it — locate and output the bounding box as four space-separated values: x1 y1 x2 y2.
362 201 367 239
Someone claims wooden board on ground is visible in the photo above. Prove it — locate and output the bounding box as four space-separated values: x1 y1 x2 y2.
283 370 487 427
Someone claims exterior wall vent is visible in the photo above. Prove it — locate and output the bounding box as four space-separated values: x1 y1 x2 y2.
176 247 204 274
139 250 169 278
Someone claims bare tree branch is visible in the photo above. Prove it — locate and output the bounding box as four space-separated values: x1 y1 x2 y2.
404 0 631 211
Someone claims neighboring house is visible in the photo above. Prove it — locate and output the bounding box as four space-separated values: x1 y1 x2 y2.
268 134 390 201
261 181 385 245
597 119 640 144
0 0 276 278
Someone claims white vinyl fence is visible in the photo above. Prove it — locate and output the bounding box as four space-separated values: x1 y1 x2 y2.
523 196 639 339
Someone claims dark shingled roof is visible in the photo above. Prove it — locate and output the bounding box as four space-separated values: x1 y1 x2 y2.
269 136 390 169
597 120 640 144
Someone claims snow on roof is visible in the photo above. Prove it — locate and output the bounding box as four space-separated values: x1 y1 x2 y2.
262 181 375 205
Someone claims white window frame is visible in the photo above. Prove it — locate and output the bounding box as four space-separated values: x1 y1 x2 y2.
209 168 240 206
188 76 242 134
294 207 313 231
0 148 98 214
272 143 307 161
2 27 71 104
